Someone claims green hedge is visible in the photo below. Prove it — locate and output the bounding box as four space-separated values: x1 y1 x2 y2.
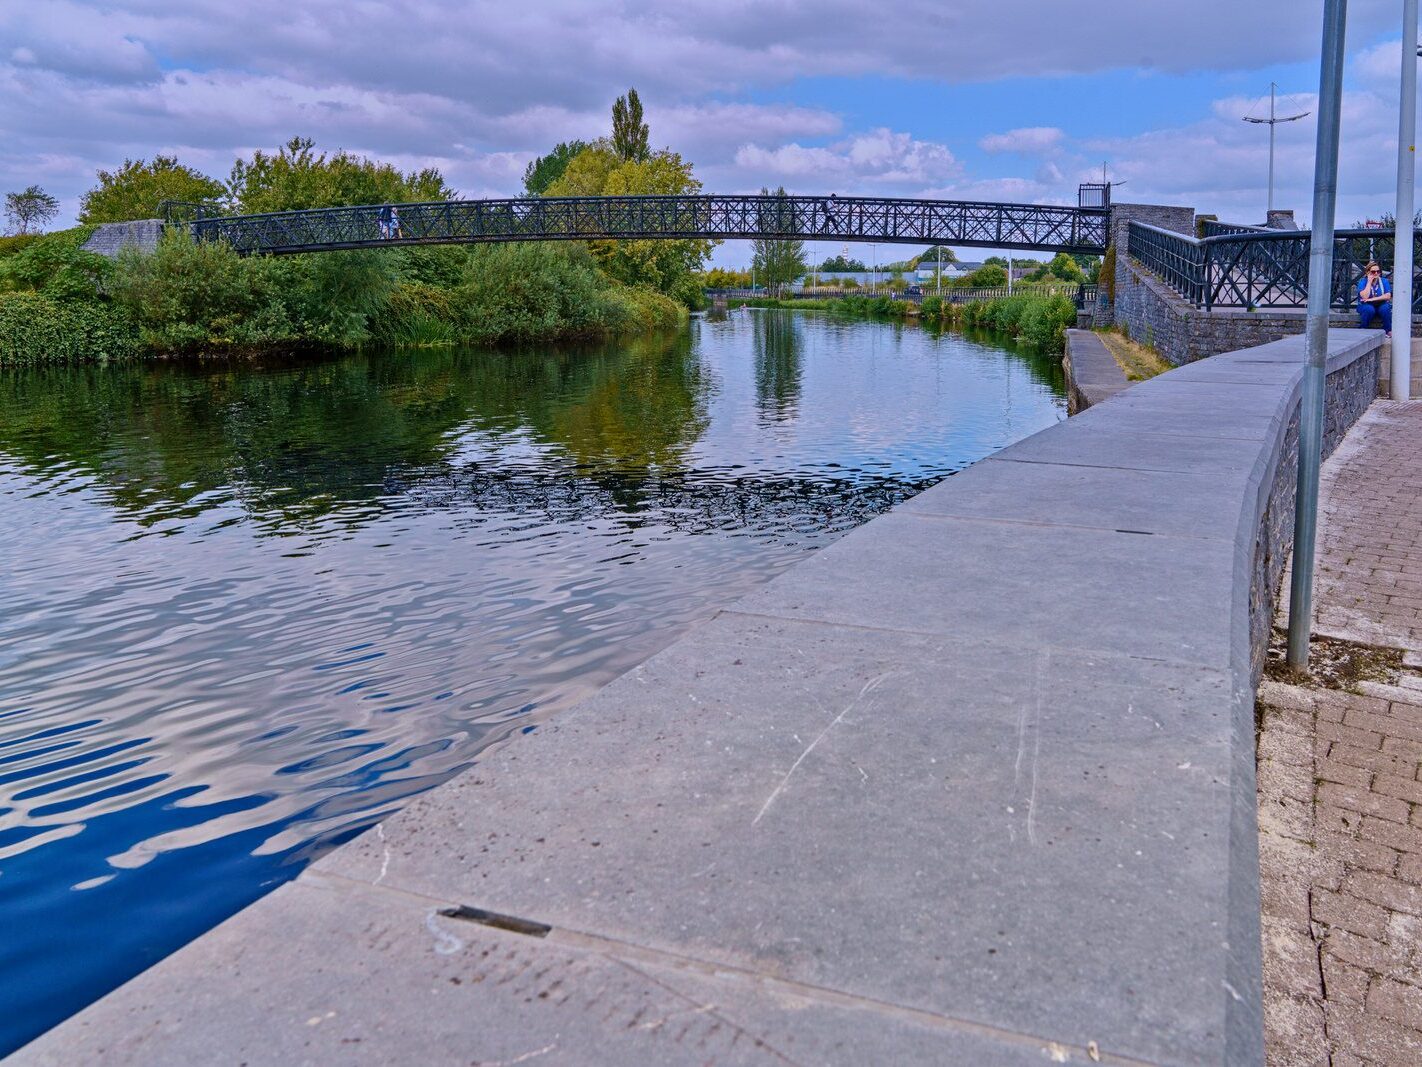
0 293 140 365
922 292 1076 352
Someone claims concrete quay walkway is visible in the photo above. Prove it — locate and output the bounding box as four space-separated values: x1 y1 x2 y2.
1064 329 1130 410
15 332 1383 1066
1259 402 1422 1065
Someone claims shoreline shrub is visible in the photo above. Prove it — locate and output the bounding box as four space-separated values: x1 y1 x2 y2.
0 293 140 364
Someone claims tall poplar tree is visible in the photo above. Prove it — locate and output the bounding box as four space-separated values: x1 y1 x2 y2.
611 89 650 162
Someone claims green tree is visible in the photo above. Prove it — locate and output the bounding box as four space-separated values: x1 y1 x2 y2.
547 143 713 305
1044 252 1086 282
5 186 60 234
523 140 589 196
751 187 808 295
916 245 958 266
79 157 225 223
228 137 452 214
957 263 1009 287
819 254 866 272
611 88 650 163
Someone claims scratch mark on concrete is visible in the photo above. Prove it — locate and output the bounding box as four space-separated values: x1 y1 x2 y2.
374 823 391 886
424 909 464 956
752 673 889 827
475 1043 558 1066
1013 650 1049 847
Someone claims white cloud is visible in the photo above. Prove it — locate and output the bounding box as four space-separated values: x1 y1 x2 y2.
0 0 1415 236
979 127 1064 154
735 128 959 189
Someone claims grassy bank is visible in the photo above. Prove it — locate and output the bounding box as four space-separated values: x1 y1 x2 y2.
0 229 687 366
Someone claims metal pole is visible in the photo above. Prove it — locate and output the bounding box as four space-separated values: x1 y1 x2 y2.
1268 83 1277 214
1394 1 1418 400
937 246 942 295
1286 0 1349 670
1008 253 1014 294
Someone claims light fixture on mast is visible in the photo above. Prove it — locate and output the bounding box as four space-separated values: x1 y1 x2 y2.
1244 83 1310 216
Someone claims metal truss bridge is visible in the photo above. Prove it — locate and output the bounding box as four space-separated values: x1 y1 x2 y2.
180 191 1111 256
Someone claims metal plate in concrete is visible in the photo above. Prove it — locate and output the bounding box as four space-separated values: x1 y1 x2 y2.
901 456 1249 539
314 613 1244 1065
13 874 1078 1067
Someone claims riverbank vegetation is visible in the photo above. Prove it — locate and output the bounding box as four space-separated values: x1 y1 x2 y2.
713 289 1077 353
1 90 700 366
827 290 1078 352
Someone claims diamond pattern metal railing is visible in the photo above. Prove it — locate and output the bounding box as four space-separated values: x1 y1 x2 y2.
184 194 1110 256
1128 221 1422 313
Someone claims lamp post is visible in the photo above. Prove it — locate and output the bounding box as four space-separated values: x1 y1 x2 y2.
1394 5 1419 402
1244 83 1310 217
1285 0 1348 670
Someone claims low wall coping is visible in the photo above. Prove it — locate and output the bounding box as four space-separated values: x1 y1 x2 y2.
16 331 1384 1066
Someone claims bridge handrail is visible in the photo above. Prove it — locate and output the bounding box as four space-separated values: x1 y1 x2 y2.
1199 219 1271 238
1127 221 1422 313
186 193 1111 256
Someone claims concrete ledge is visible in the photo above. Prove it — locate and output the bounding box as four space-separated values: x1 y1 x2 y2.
1063 329 1130 411
15 332 1384 1066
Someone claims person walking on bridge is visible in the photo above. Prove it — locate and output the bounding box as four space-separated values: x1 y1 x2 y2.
1358 260 1393 336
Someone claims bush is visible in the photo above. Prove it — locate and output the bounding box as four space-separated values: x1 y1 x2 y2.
0 227 107 300
451 242 685 344
0 293 140 364
376 283 460 346
108 231 295 351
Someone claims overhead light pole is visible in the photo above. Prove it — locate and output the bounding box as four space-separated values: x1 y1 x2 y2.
1393 6 1419 401
1244 82 1310 216
1286 0 1348 671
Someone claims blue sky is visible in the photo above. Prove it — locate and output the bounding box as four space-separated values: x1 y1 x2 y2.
2 1 1418 265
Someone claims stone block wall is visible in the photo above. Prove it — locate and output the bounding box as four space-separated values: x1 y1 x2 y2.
1248 342 1380 682
81 220 164 258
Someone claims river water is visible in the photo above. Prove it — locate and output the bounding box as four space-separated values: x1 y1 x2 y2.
0 310 1064 1053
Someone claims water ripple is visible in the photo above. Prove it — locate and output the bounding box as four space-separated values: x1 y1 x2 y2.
0 313 1064 1053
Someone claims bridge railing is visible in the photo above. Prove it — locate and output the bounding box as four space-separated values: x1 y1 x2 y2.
1127 223 1209 306
1198 219 1271 238
187 193 1110 256
158 200 225 225
1127 221 1422 313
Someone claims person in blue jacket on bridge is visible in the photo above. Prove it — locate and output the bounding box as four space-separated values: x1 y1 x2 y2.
1358 260 1393 336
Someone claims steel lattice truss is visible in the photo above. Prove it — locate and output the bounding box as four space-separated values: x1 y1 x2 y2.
187 194 1109 256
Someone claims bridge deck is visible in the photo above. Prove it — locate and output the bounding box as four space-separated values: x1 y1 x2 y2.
189 194 1109 256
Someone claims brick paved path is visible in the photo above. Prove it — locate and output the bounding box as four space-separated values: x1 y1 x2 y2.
1261 401 1422 1066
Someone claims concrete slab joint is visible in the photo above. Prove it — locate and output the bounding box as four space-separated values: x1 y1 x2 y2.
15 330 1385 1066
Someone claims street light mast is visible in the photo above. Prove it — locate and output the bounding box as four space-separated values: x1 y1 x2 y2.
1244 82 1310 216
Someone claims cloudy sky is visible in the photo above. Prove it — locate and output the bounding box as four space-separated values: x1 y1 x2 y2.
3 1 1419 265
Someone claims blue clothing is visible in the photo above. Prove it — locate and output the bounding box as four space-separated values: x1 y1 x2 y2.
1360 300 1393 332
1358 275 1393 332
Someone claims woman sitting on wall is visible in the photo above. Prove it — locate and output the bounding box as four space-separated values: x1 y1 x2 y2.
1358 261 1393 336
